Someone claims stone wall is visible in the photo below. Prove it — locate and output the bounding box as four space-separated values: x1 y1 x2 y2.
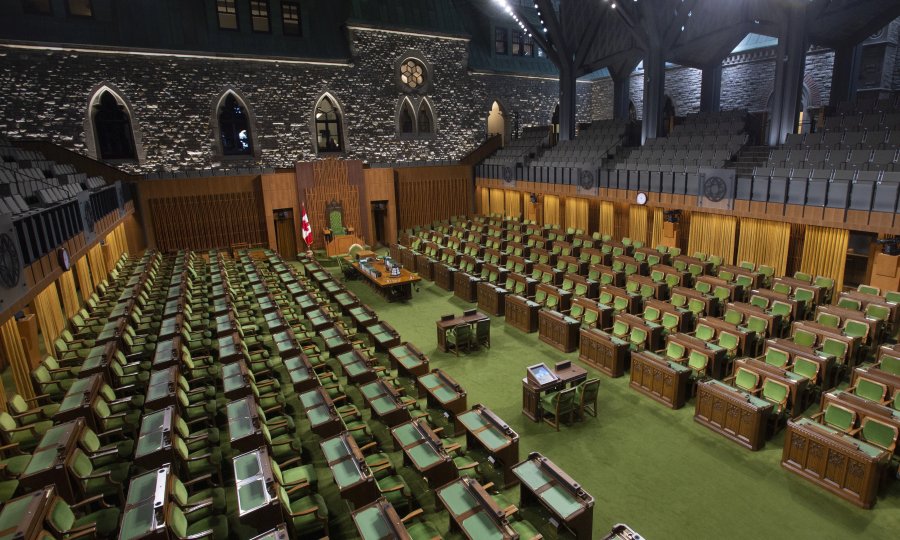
590 48 837 121
0 29 591 173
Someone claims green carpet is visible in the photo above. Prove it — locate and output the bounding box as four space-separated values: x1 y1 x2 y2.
335 270 900 539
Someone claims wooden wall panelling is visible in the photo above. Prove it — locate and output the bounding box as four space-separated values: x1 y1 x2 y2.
260 172 301 252
296 159 366 250
363 168 397 247
395 165 472 229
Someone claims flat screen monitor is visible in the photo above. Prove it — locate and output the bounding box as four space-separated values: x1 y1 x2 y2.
527 363 558 386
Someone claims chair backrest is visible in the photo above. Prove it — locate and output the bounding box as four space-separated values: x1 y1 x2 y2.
723 309 742 325
764 348 789 368
865 303 890 322
793 271 812 283
557 387 577 412
734 368 759 392
580 379 600 404
327 199 347 235
837 297 861 310
630 327 647 346
880 355 900 376
662 312 678 330
773 282 792 295
570 304 584 319
843 319 868 340
821 338 847 360
762 379 789 412
746 316 767 335
860 418 898 451
750 295 768 309
855 378 887 402
695 324 715 342
644 306 660 322
718 332 738 352
770 301 791 318
857 284 880 295
815 312 840 328
688 351 707 372
794 288 814 303
792 357 819 382
612 320 629 337
666 341 685 361
822 403 856 432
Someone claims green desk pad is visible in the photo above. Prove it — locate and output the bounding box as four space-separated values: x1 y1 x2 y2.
58 391 85 414
359 382 382 400
332 458 363 489
353 506 393 540
22 448 56 475
140 410 167 434
462 512 504 540
153 340 176 362
125 470 159 505
289 368 312 386
433 386 458 404
136 429 165 457
321 437 349 463
346 363 369 378
418 373 438 388
439 481 477 517
79 354 104 371
514 460 551 492
371 396 398 416
392 422 423 447
408 443 441 469
38 423 72 448
277 340 296 355
221 362 242 379
307 405 331 426
299 391 323 409
457 411 488 431
540 484 582 519
109 304 128 318
145 381 171 403
218 343 240 359
0 494 35 529
68 377 92 393
233 452 261 481
159 319 178 334
238 478 268 513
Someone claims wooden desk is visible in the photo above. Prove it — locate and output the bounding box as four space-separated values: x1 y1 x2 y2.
766 338 837 390
418 370 467 436
77 341 120 384
454 268 481 303
581 248 612 267
626 274 668 301
352 498 413 540
733 357 809 418
505 294 541 333
565 274 599 299
477 282 507 317
699 317 756 357
391 419 457 489
333 290 361 313
145 366 179 412
644 298 693 333
367 322 401 352
434 261 457 292
511 452 594 539
782 418 888 508
135 407 176 471
630 350 691 409
572 297 614 330
815 304 880 345
120 464 173 540
774 277 823 305
751 289 800 321
233 447 282 528
19 419 85 503
360 378 411 428
284 355 318 394
791 321 858 367
151 336 183 371
54 373 103 430
349 305 379 329
436 478 517 539
694 379 773 450
389 342 430 381
436 311 490 352
521 364 587 421
299 387 342 439
616 312 664 352
601 285 642 315
538 309 581 353
557 255 587 276
320 325 353 357
852 365 900 398
457 405 520 489
321 432 379 509
719 264 762 289
579 327 629 378
696 275 742 303
227 397 265 454
0 486 56 540
354 258 421 302
504 272 537 299
95 317 128 346
820 389 900 453
729 302 780 338
306 308 334 332
666 333 729 380
673 255 712 276
672 286 718 317
613 255 648 277
157 313 185 341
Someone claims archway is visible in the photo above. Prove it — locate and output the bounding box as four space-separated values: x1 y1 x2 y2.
487 101 507 145
84 83 144 163
766 84 812 135
628 101 636 122
313 93 346 154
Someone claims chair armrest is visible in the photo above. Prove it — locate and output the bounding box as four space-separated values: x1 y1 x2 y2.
401 508 425 523
288 504 320 518
277 456 303 468
183 474 214 489
285 481 310 495
70 494 112 510
22 393 53 405
379 484 405 494
359 441 378 453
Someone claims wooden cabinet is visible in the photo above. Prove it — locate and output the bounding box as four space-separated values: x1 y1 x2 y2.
477 282 506 316
506 295 539 333
578 326 629 378
694 380 772 451
629 351 691 409
538 310 580 353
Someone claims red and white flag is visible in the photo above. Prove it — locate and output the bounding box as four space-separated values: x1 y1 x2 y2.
301 204 313 247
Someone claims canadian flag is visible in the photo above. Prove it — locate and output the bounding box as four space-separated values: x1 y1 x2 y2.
301 204 313 247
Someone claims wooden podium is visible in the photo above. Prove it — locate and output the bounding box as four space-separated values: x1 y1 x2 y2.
324 233 363 257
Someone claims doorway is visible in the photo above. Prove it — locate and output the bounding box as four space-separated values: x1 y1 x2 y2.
273 208 298 260
371 201 388 248
487 101 507 145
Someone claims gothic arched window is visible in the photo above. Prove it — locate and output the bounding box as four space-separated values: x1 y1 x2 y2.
218 94 252 156
93 91 136 160
314 95 344 153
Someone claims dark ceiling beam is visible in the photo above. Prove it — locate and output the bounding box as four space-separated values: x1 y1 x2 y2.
668 21 754 67
536 0 570 60
577 48 640 78
610 1 648 49
573 8 608 68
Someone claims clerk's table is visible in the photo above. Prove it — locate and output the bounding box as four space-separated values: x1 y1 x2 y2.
521 362 587 422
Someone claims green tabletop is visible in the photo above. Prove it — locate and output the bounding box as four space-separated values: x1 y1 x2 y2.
345 362 369 378
793 417 885 458
393 422 423 448
307 405 331 427
22 447 57 475
234 451 262 481
457 410 488 432
80 353 104 372
145 380 172 403
58 390 86 414
514 460 552 493
288 367 312 386
237 478 269 513
219 343 240 359
125 470 160 505
153 340 177 364
0 494 36 530
332 458 363 489
359 382 382 400
321 436 350 464
299 390 323 409
433 385 458 404
137 431 166 456
354 506 393 540
439 481 477 517
222 362 241 379
277 340 296 355
38 423 74 448
108 304 129 319
408 443 441 469
419 373 438 388
371 396 399 416
462 512 504 540
540 484 583 519
228 401 255 440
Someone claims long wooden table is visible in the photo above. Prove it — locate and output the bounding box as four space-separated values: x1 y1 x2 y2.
436 311 490 352
781 418 889 508
353 258 420 302
457 404 520 489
